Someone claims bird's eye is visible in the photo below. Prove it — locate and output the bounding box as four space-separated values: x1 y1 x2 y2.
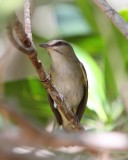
56 41 63 46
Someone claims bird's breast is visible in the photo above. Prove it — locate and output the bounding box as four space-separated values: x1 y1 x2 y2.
50 63 83 111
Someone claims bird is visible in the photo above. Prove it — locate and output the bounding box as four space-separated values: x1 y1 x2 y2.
39 39 88 130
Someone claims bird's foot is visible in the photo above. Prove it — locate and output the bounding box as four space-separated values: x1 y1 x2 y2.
75 115 80 125
40 74 50 82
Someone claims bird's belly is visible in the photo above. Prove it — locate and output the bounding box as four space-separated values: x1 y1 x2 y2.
53 78 83 112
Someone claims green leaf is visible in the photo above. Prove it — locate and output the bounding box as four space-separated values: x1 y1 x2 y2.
119 9 128 22
73 44 108 122
4 77 53 125
104 56 118 102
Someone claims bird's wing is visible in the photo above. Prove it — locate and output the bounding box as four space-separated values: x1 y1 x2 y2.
76 62 88 121
48 94 62 125
47 67 62 125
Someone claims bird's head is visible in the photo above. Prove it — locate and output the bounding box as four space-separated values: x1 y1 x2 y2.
39 40 76 59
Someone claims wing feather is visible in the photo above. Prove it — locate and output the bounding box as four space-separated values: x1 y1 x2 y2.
48 94 62 125
76 62 88 121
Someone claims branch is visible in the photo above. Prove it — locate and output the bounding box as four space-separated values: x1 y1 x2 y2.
6 25 29 54
0 102 82 148
93 0 128 38
24 0 32 42
1 103 128 152
6 0 84 132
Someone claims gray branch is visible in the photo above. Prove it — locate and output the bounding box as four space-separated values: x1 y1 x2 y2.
93 0 128 38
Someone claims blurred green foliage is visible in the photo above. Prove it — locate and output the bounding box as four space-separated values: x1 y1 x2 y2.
119 9 128 22
1 0 128 131
4 78 53 125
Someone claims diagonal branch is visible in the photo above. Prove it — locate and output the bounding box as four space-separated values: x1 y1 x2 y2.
1 102 128 152
0 102 82 148
6 0 84 132
93 0 128 38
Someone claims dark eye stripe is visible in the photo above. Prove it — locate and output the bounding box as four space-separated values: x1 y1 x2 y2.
52 41 70 47
55 41 63 46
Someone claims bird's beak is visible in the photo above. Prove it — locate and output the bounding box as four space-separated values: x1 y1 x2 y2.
39 43 50 48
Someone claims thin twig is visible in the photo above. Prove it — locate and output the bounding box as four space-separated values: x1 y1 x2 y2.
93 0 128 38
24 0 32 42
13 19 32 49
6 25 29 54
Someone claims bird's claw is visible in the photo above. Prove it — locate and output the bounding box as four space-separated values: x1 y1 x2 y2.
41 74 50 82
75 115 80 124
